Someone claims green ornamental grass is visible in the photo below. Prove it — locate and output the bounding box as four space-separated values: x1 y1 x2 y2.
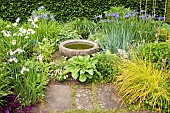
115 59 170 112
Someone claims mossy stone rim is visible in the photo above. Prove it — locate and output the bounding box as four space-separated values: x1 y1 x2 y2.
59 39 99 57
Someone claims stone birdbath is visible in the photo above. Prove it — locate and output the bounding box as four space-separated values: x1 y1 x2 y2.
59 39 99 57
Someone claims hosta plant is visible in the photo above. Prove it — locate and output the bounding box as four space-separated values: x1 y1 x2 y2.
115 59 170 112
63 55 101 82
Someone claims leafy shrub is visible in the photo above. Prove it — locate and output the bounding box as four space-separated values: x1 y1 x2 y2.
93 51 121 83
137 42 170 69
63 55 101 82
115 59 170 112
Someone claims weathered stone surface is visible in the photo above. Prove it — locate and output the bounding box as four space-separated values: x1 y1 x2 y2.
75 84 94 109
59 39 99 57
31 84 72 113
96 84 123 109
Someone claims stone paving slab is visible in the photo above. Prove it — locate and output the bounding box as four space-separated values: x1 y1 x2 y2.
31 84 72 113
31 82 157 113
75 84 94 110
96 84 123 109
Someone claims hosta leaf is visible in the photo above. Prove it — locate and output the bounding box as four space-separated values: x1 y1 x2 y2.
79 74 87 82
71 69 79 80
86 69 93 75
86 74 93 79
80 69 85 75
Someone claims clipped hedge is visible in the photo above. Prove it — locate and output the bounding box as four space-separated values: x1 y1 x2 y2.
0 0 166 22
166 0 170 24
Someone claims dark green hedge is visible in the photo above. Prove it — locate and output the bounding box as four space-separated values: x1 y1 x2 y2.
0 0 166 22
166 0 170 24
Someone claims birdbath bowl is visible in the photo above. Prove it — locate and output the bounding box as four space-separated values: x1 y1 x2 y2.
59 39 99 57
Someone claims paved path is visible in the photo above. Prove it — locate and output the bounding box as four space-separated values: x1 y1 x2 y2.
31 82 156 113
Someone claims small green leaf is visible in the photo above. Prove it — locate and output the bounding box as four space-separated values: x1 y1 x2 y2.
86 74 93 79
79 74 87 82
86 69 93 75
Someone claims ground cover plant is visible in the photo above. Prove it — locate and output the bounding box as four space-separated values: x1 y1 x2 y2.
0 4 170 113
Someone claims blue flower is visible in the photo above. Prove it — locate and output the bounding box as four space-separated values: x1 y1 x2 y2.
32 15 40 19
105 19 109 23
31 10 36 15
139 15 145 20
123 9 127 12
94 15 102 19
110 13 115 17
146 15 151 20
153 14 158 17
114 13 119 19
42 14 48 19
50 15 54 19
156 16 165 21
105 13 109 17
124 12 132 18
110 13 119 19
38 6 45 10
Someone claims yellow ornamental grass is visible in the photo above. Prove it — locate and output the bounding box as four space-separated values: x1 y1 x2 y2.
115 59 170 111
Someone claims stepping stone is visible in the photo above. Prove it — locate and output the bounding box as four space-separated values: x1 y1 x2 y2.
96 84 123 109
31 84 72 113
75 84 94 109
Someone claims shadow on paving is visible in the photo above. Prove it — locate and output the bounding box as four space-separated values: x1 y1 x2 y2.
31 82 157 113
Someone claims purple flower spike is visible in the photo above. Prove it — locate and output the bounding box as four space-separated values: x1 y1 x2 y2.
42 14 48 19
124 12 132 18
156 17 165 21
110 13 115 17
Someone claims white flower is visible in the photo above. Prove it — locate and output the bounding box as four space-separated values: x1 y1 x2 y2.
28 18 33 22
3 32 11 37
12 40 16 45
34 17 39 22
8 49 17 55
2 31 11 37
36 54 44 61
42 38 47 41
9 57 18 63
32 23 38 28
18 32 23 36
16 17 21 23
16 48 24 54
13 33 17 36
117 48 129 59
20 66 29 74
19 27 27 34
27 29 35 34
13 23 18 27
1 30 5 33
6 25 11 28
24 36 29 39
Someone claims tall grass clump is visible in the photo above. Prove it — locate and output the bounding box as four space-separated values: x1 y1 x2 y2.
115 59 170 112
96 6 163 54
